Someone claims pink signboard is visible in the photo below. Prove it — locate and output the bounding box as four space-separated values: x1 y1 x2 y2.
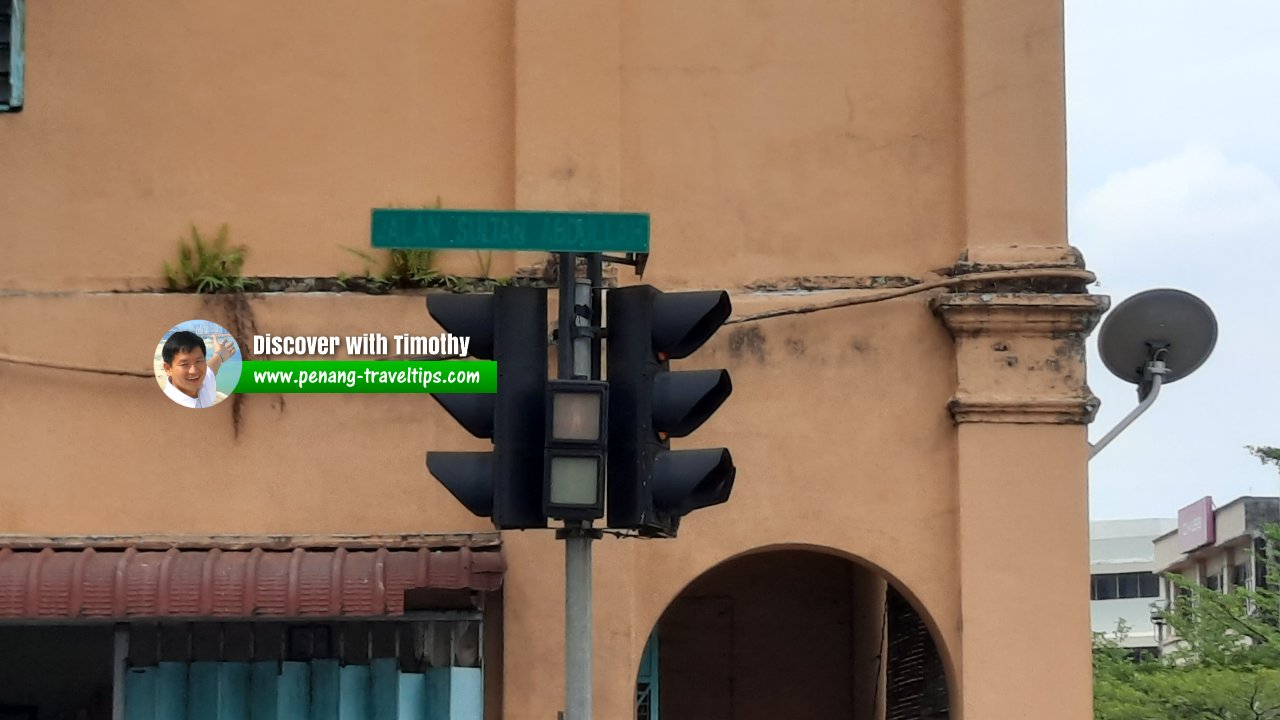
1178 496 1216 553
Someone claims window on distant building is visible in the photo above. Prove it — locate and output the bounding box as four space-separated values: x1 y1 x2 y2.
1205 572 1221 592
1090 572 1161 601
1233 562 1251 589
1139 573 1159 597
1092 574 1117 600
1118 573 1139 598
1 0 24 112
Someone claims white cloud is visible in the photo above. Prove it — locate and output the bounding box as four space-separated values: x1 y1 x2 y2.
1076 146 1280 269
1065 1 1280 192
1075 147 1280 520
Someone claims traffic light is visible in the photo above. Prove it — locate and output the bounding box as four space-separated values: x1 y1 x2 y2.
543 379 609 522
426 285 549 530
606 285 736 537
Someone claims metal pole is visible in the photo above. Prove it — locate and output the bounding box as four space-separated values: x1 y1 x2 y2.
589 254 603 382
565 525 593 720
1089 360 1167 460
558 253 576 380
558 251 595 720
574 263 591 380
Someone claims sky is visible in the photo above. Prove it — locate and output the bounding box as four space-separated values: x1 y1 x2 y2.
1065 2 1280 520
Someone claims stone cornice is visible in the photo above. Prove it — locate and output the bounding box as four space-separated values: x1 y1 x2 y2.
947 395 1102 425
932 293 1109 338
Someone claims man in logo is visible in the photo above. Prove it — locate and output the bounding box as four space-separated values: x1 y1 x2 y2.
161 331 237 408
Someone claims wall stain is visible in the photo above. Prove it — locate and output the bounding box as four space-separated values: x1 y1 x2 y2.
729 326 767 363
786 338 806 356
1052 340 1085 362
851 338 872 353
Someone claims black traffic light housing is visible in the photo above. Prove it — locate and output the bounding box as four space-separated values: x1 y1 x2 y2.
426 285 549 530
606 285 735 537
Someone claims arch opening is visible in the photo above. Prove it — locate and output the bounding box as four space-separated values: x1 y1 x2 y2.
636 548 950 720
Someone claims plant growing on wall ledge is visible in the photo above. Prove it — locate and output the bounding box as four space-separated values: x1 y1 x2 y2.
342 246 440 287
164 224 251 293
339 245 518 293
339 195 516 293
158 223 268 438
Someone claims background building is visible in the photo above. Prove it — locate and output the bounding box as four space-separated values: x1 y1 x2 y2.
1090 518 1176 651
1154 496 1280 592
0 1 1105 718
1151 496 1280 654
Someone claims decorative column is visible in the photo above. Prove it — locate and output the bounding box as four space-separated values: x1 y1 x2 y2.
933 275 1107 720
944 0 1112 713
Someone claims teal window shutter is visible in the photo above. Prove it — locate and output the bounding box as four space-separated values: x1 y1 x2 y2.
636 632 659 720
1 0 23 111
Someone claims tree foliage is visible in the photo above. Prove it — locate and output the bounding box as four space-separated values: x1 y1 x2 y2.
1094 446 1280 719
1249 445 1280 471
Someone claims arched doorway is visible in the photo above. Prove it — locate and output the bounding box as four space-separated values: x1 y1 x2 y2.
637 549 949 720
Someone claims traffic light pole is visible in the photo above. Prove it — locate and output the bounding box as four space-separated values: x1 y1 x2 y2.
558 251 599 720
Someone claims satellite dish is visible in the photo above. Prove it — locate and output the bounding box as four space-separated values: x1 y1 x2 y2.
1099 288 1218 386
1090 288 1217 460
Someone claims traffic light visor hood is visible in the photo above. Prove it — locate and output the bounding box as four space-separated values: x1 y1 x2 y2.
432 394 495 439
427 452 495 517
652 291 732 359
426 294 495 358
652 369 732 438
651 448 736 515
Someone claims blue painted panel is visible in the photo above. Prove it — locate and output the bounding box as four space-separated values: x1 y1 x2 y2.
339 664 371 720
424 668 483 720
370 659 399 720
250 662 279 720
188 662 251 720
310 659 341 720
124 667 157 720
397 671 429 720
189 662 220 720
423 670 448 720
246 661 315 720
220 662 251 720
278 662 312 720
121 656 477 720
448 668 483 720
157 662 190 719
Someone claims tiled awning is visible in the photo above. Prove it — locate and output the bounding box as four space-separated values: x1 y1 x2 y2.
0 533 505 621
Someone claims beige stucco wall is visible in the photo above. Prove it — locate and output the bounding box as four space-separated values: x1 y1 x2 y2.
0 1 1102 718
2 1 518 291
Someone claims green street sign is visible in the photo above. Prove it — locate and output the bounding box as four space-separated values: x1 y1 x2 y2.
371 209 650 253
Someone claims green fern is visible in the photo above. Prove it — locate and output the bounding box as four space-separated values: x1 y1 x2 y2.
344 246 441 286
165 224 248 293
342 196 507 291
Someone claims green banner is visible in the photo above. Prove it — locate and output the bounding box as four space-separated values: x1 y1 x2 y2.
236 360 497 394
